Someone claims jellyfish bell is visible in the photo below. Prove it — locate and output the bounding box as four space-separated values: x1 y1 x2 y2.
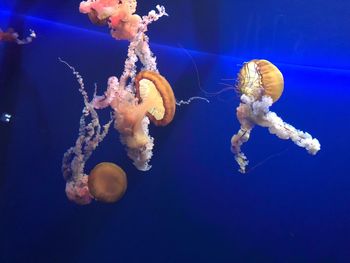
135 70 176 126
237 59 284 103
88 162 127 203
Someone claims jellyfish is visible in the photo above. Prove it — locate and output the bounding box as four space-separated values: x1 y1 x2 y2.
89 162 127 203
89 70 175 171
108 70 176 170
0 28 36 45
79 0 142 41
231 59 321 173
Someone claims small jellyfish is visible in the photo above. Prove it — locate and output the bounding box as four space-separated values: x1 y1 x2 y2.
231 59 321 173
0 28 36 45
88 162 127 203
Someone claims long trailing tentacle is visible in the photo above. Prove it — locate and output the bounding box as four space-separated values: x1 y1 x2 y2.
60 58 113 205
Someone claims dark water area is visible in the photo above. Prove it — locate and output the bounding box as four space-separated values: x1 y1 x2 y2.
0 1 350 262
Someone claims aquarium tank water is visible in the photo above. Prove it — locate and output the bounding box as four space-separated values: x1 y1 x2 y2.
0 0 349 262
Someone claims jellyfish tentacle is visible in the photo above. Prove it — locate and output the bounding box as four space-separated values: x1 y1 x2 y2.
176 97 210 106
231 127 252 174
231 97 255 173
121 116 154 171
92 76 120 109
118 5 168 89
14 29 36 45
245 95 321 155
120 38 139 89
263 110 321 155
60 59 113 205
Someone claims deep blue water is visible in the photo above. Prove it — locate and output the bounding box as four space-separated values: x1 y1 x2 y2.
1 1 350 262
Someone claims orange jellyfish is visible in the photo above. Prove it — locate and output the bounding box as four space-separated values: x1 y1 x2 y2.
109 70 176 171
231 59 320 173
88 162 127 203
79 0 142 41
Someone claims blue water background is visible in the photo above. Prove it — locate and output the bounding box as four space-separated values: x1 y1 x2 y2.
0 1 349 262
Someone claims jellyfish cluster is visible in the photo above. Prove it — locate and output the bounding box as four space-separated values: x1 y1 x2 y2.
231 60 321 173
0 28 36 44
62 0 175 204
60 0 321 205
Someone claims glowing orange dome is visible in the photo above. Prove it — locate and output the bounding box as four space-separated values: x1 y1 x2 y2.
88 162 127 203
135 71 176 126
237 59 284 102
